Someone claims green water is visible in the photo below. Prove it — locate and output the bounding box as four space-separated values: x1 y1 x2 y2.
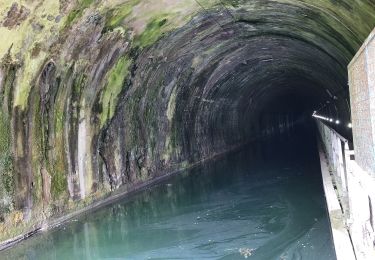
1 134 335 260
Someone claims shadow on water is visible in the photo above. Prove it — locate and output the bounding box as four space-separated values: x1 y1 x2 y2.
1 122 335 260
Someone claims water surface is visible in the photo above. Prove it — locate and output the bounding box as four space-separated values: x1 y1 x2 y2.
1 134 335 260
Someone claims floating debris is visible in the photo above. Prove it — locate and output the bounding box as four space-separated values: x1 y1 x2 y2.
239 248 254 258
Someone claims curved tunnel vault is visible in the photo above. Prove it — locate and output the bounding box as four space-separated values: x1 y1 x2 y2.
0 0 374 234
100 1 373 189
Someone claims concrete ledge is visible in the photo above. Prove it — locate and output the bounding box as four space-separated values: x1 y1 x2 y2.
318 141 356 260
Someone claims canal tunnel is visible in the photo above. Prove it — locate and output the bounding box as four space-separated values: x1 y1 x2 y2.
98 0 373 187
0 0 375 255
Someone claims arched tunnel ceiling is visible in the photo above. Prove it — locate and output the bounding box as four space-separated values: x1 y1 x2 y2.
0 0 374 218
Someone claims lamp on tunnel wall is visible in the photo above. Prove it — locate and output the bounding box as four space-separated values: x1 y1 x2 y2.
312 111 353 128
334 104 340 125
311 81 359 128
312 111 341 125
312 88 353 128
327 103 334 123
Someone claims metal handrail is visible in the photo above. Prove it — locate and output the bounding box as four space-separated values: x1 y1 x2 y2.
316 119 348 143
317 119 375 260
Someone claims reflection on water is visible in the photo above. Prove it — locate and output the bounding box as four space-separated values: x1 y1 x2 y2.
1 130 335 260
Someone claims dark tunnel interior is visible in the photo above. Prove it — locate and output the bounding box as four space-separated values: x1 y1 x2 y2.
107 8 357 158
95 0 375 192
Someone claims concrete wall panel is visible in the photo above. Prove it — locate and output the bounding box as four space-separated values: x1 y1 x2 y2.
349 28 375 176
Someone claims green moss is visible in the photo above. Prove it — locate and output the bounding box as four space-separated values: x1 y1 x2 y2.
54 103 65 133
64 0 95 29
99 56 132 127
81 0 95 6
0 59 16 215
103 0 140 32
65 9 82 28
1 65 16 114
0 110 13 194
30 92 43 205
0 110 10 155
73 75 82 96
134 15 170 48
47 140 67 199
50 167 66 199
51 105 67 199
